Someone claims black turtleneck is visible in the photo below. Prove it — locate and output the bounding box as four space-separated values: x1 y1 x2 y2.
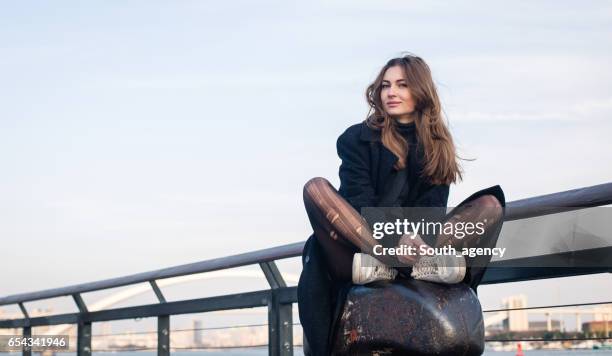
396 121 417 146
394 121 421 206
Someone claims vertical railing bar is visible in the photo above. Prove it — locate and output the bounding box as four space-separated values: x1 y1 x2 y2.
22 325 31 356
268 289 293 355
77 321 91 356
150 280 167 303
279 301 294 356
158 315 170 356
268 290 280 356
73 292 91 356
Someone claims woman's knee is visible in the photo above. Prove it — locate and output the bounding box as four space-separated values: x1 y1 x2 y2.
475 194 504 226
303 177 332 203
476 194 502 209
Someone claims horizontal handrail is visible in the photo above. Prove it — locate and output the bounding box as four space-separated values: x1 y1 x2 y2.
504 182 612 221
1 181 611 307
0 288 298 329
0 242 304 306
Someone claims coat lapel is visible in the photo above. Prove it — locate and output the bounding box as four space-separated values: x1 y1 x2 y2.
359 123 398 192
378 145 398 187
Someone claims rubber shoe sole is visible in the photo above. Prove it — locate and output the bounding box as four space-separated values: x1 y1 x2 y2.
352 253 398 285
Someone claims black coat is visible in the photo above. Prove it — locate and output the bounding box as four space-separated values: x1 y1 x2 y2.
298 121 450 355
336 121 450 210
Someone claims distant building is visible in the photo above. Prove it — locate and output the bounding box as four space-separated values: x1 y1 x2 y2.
501 295 529 331
582 321 612 334
193 320 203 346
592 306 612 321
528 320 561 331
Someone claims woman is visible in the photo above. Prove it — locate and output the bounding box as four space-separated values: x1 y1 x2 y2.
297 54 505 355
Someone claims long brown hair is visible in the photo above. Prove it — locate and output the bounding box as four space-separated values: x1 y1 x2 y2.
365 54 462 185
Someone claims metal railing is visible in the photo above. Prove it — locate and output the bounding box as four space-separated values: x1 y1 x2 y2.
1 182 612 355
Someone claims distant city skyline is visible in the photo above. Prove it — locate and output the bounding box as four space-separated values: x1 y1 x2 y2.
1 293 609 350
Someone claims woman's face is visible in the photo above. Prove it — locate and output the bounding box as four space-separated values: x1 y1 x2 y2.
380 65 417 122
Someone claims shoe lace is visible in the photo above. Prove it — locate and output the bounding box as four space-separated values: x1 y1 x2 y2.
414 257 441 277
374 264 398 280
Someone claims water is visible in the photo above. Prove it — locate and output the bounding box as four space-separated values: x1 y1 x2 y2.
15 349 609 355
97 351 609 355
4 349 610 355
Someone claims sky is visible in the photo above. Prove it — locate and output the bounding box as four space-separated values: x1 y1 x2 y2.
1 0 611 332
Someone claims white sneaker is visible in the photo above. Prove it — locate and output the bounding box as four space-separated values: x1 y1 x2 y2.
352 253 398 285
411 254 466 284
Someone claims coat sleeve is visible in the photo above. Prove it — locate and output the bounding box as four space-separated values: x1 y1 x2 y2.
336 130 379 212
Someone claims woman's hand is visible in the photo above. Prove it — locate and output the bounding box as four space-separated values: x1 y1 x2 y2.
397 232 430 266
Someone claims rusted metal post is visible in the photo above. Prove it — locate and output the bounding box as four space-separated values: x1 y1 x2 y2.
268 289 293 356
158 315 170 356
77 321 91 356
